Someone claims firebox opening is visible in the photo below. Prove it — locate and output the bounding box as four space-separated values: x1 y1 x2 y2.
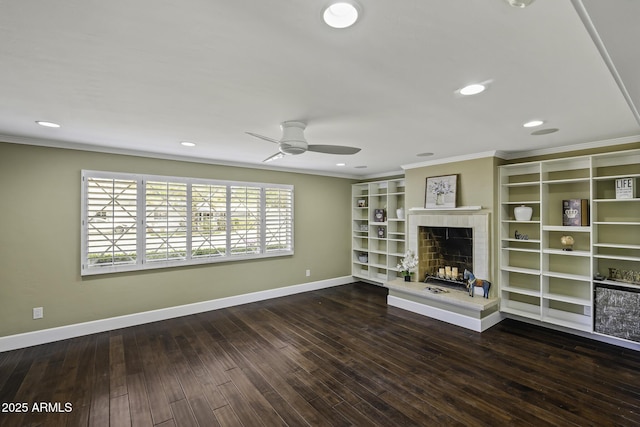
418 226 473 289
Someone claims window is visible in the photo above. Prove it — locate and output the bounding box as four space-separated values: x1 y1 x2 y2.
81 170 293 275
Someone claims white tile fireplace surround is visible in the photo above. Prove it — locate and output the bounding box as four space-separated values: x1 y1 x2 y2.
385 212 501 332
409 213 490 281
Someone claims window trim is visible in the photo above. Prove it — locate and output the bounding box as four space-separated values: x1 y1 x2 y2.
81 170 294 276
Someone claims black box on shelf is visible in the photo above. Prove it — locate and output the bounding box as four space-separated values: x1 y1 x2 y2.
562 199 589 226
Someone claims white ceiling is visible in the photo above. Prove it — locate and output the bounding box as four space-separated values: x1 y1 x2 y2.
1 0 639 178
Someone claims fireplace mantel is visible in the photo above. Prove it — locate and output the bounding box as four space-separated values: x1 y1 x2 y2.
409 206 482 212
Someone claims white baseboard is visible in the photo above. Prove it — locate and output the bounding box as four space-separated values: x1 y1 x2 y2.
0 276 353 352
387 295 504 332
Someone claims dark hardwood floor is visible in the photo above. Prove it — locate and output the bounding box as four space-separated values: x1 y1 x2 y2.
1 282 639 426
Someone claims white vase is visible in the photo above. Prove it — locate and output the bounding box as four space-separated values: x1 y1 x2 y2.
396 207 405 220
514 205 533 221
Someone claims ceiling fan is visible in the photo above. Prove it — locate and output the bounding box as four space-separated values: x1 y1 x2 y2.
246 121 361 163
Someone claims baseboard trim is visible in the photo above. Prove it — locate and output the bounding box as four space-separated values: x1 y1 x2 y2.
0 276 353 352
387 295 504 332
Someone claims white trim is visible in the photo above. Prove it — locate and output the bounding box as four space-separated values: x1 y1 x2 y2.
0 276 353 352
499 135 640 161
388 295 503 332
401 150 505 170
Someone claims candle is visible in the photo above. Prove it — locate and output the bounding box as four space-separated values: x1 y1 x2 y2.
452 267 458 279
439 268 445 278
445 266 451 279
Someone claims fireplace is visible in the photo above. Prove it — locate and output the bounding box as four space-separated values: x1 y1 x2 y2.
408 213 490 286
419 226 472 289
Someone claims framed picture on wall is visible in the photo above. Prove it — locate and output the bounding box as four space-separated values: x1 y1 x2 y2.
425 174 457 208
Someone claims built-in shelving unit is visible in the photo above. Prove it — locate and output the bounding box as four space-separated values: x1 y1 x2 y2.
352 178 405 283
499 149 640 345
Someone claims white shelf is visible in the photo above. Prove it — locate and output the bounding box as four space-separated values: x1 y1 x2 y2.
409 206 481 212
542 225 590 232
594 243 640 250
503 182 540 188
543 293 590 306
502 238 541 243
593 221 640 226
542 177 590 184
501 200 540 204
542 249 591 257
352 178 405 284
502 266 540 275
593 173 640 180
501 286 540 297
502 247 540 253
594 254 640 262
593 198 640 203
542 271 591 282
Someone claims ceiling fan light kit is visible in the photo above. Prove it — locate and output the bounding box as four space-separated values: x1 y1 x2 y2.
247 120 361 163
505 0 535 8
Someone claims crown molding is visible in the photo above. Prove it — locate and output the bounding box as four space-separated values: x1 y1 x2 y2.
0 134 362 180
499 134 640 160
401 150 506 170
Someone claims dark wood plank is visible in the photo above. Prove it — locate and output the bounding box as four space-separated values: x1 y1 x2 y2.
1 282 639 427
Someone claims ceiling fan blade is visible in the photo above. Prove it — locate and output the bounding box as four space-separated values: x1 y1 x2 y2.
307 145 361 155
263 152 285 163
246 132 280 144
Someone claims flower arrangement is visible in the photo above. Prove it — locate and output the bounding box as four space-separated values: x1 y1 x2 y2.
397 249 419 277
428 178 453 197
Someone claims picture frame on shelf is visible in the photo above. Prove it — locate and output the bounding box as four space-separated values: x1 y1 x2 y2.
373 209 385 222
357 198 367 207
425 174 457 208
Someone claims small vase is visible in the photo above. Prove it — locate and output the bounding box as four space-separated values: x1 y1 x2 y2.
514 205 533 221
396 207 405 220
404 275 411 282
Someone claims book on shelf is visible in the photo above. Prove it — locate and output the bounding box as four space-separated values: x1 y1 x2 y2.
562 199 589 226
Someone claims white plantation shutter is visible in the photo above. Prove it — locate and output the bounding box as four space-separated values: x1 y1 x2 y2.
265 187 293 252
81 171 293 275
191 184 227 258
83 175 138 271
145 180 188 262
230 185 261 255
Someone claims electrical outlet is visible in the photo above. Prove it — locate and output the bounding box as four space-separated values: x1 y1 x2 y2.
306 269 311 277
33 307 43 319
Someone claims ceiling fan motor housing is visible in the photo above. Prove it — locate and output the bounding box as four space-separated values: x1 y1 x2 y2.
279 121 308 155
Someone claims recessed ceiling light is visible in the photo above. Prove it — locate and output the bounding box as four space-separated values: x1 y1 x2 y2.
417 152 434 157
36 121 61 128
336 162 346 166
323 2 360 29
459 84 486 96
506 0 535 8
523 120 544 128
531 128 559 136
180 141 196 147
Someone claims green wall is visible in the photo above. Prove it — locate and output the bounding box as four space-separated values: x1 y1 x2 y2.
0 142 354 337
